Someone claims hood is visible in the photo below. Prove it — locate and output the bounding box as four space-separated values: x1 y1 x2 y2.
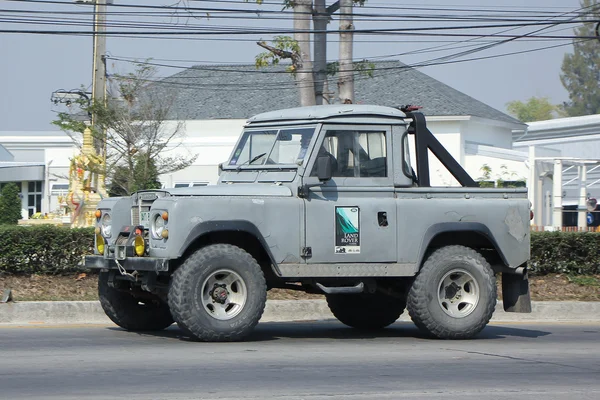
164 183 293 197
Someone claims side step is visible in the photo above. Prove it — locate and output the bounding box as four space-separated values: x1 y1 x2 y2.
316 282 364 294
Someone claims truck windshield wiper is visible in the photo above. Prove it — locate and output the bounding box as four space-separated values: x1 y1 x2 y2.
236 152 267 171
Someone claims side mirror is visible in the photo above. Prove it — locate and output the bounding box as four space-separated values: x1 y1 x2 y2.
218 162 223 176
317 156 332 182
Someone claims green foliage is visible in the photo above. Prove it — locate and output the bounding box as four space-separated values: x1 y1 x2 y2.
0 225 94 275
255 36 301 74
476 164 525 188
567 275 600 286
529 231 600 276
0 183 22 225
1 227 599 277
108 153 162 196
506 96 561 122
326 59 375 77
560 0 600 117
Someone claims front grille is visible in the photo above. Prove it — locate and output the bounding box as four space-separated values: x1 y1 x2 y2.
131 205 151 226
130 190 168 227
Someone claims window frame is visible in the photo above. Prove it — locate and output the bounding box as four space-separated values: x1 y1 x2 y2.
225 125 318 170
304 124 393 187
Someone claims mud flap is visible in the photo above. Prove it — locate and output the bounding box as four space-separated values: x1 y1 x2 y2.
502 271 532 313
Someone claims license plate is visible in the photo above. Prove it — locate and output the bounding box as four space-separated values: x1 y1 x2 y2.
140 211 150 227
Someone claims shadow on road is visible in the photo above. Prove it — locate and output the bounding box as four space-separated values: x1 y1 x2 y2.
108 320 551 342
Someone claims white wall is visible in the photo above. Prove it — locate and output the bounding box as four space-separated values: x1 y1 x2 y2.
157 119 245 186
410 119 464 187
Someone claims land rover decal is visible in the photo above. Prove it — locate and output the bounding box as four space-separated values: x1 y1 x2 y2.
335 206 360 254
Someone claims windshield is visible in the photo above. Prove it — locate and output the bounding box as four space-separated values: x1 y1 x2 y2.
228 126 316 167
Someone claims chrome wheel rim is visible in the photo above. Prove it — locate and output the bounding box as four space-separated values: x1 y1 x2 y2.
201 269 247 321
437 269 480 318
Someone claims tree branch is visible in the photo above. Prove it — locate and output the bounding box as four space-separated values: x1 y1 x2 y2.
326 1 340 15
257 41 295 60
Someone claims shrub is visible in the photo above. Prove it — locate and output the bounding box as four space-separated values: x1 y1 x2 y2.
0 183 22 225
0 225 94 275
529 231 600 276
0 226 599 277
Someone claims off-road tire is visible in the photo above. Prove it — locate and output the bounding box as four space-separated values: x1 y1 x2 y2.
98 272 174 331
168 244 267 342
326 292 406 330
407 245 496 339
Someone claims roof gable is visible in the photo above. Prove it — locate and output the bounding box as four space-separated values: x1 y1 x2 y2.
154 60 521 125
0 144 14 162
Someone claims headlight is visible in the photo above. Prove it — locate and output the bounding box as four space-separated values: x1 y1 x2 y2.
101 213 112 238
95 233 105 254
151 213 166 239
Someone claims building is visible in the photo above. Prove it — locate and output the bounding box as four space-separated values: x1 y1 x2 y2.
0 137 73 219
1 60 525 218
512 114 600 228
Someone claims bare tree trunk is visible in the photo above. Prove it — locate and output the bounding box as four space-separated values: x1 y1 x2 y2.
338 0 354 104
294 0 316 106
313 0 328 105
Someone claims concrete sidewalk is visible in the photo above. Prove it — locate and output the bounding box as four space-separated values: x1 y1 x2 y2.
1 300 599 326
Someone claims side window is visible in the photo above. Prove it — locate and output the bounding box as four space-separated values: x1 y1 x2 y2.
311 130 387 178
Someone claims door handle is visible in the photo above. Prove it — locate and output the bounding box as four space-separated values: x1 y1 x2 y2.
378 211 388 227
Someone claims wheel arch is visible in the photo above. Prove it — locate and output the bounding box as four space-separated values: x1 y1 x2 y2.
175 220 280 278
416 222 508 270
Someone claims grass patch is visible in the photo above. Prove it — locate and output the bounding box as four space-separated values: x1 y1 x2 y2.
568 275 600 287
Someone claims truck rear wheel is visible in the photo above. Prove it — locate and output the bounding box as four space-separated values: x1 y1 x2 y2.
168 244 267 342
98 272 174 331
326 292 406 330
407 245 496 339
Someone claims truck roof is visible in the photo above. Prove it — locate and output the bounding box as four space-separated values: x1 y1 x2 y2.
246 104 408 124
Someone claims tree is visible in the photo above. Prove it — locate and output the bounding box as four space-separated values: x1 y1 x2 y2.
253 0 370 105
560 0 600 117
506 96 561 122
338 0 354 104
53 63 197 196
0 183 22 225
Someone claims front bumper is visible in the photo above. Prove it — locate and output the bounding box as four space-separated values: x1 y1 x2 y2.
84 255 169 272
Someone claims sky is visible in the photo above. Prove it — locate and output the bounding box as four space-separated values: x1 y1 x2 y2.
0 0 587 131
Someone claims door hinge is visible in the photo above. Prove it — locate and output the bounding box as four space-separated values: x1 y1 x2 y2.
301 247 312 258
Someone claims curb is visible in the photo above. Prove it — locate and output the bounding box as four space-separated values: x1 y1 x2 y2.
1 300 600 326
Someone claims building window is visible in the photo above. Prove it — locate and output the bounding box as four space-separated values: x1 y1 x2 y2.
173 182 209 188
51 183 69 195
27 181 43 217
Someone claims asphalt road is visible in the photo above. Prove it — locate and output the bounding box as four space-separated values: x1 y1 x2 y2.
0 321 599 400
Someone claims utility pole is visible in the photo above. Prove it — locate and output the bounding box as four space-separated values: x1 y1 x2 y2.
91 0 107 156
338 0 354 104
313 0 328 105
293 0 316 106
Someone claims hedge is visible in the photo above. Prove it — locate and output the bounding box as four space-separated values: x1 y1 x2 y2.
529 231 600 276
0 226 599 276
0 225 94 275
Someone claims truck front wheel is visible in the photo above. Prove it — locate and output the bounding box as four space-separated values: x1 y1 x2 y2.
407 245 496 339
168 244 267 342
326 292 406 330
98 272 174 331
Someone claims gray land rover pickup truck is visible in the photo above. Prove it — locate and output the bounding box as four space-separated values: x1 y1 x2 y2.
85 104 532 342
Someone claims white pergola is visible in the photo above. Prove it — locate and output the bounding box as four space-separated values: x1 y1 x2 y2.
529 154 600 229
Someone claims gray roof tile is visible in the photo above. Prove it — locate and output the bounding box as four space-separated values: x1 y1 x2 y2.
153 60 521 125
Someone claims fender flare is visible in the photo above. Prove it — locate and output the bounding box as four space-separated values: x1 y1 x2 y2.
177 219 278 268
416 222 508 268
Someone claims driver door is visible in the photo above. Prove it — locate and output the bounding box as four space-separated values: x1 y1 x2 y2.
303 125 397 263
